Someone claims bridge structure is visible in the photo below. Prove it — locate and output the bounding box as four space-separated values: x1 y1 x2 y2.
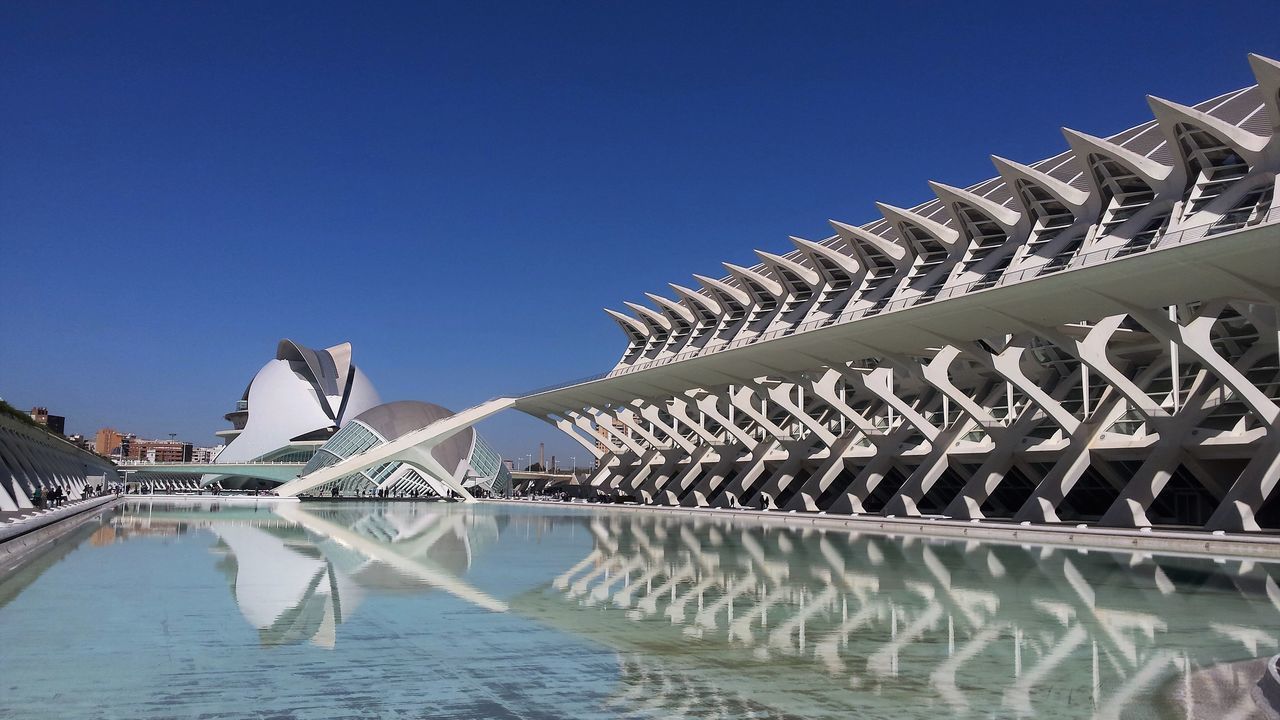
116 460 305 488
277 54 1280 532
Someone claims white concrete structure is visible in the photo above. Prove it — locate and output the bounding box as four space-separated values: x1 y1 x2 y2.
215 339 382 469
519 53 1280 532
280 53 1280 532
134 340 513 498
276 397 517 499
279 400 512 500
0 412 117 510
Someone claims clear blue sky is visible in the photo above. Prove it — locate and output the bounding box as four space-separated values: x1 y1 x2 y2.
2 1 1276 462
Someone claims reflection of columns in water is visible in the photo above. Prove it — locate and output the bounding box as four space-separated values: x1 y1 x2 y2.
528 510 1280 718
1092 640 1100 708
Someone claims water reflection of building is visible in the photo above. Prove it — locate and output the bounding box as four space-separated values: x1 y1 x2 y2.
61 502 1280 717
515 512 1280 719
106 502 506 648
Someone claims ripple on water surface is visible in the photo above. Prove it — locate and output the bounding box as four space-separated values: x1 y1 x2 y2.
0 500 1275 719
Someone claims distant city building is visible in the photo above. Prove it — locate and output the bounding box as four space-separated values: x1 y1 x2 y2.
95 428 131 458
129 439 193 463
594 417 629 455
191 445 225 463
29 407 65 435
66 434 94 452
0 411 118 508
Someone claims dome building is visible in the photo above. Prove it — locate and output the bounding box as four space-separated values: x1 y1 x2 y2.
200 339 511 496
298 400 511 498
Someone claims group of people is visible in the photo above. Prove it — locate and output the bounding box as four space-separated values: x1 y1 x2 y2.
31 486 69 508
31 483 119 509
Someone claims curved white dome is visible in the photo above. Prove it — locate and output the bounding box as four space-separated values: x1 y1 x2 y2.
351 400 475 473
216 340 382 466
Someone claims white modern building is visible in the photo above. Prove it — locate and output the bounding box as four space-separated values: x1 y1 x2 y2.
279 53 1280 532
526 53 1280 531
296 400 511 498
215 339 382 467
175 340 511 498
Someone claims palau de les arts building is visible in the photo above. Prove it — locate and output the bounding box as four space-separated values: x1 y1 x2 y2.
208 340 510 498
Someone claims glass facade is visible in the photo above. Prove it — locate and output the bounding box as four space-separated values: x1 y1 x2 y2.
298 415 509 498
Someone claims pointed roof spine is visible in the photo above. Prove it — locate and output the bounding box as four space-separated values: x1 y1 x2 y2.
1146 94 1271 168
875 202 961 247
1061 127 1181 196
644 292 695 323
693 274 752 307
669 282 722 318
927 180 1024 235
622 301 672 331
990 155 1093 215
1248 53 1280 137
722 262 784 298
754 249 821 287
603 308 650 341
828 219 909 263
789 236 861 277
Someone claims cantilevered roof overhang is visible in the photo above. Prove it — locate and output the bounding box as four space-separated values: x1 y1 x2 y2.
513 219 1280 415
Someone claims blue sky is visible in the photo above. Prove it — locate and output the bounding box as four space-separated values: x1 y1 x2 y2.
2 1 1277 462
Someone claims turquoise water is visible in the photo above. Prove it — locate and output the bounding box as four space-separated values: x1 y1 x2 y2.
0 500 1276 719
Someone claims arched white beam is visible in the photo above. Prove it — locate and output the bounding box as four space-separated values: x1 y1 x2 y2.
754 249 820 287
275 397 518 498
790 236 862 278
633 401 697 454
990 155 1095 218
669 283 721 319
1147 94 1273 171
722 262 784 300
623 302 672 358
589 408 648 456
875 202 961 250
1248 53 1280 136
829 220 909 263
668 283 722 346
623 301 671 336
1061 127 1183 199
604 308 650 344
666 394 725 447
755 249 821 315
692 273 751 310
548 413 607 460
751 379 837 447
644 292 695 325
877 203 962 300
928 181 1025 238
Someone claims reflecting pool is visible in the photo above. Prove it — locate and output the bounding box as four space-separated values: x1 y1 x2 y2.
0 500 1277 719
